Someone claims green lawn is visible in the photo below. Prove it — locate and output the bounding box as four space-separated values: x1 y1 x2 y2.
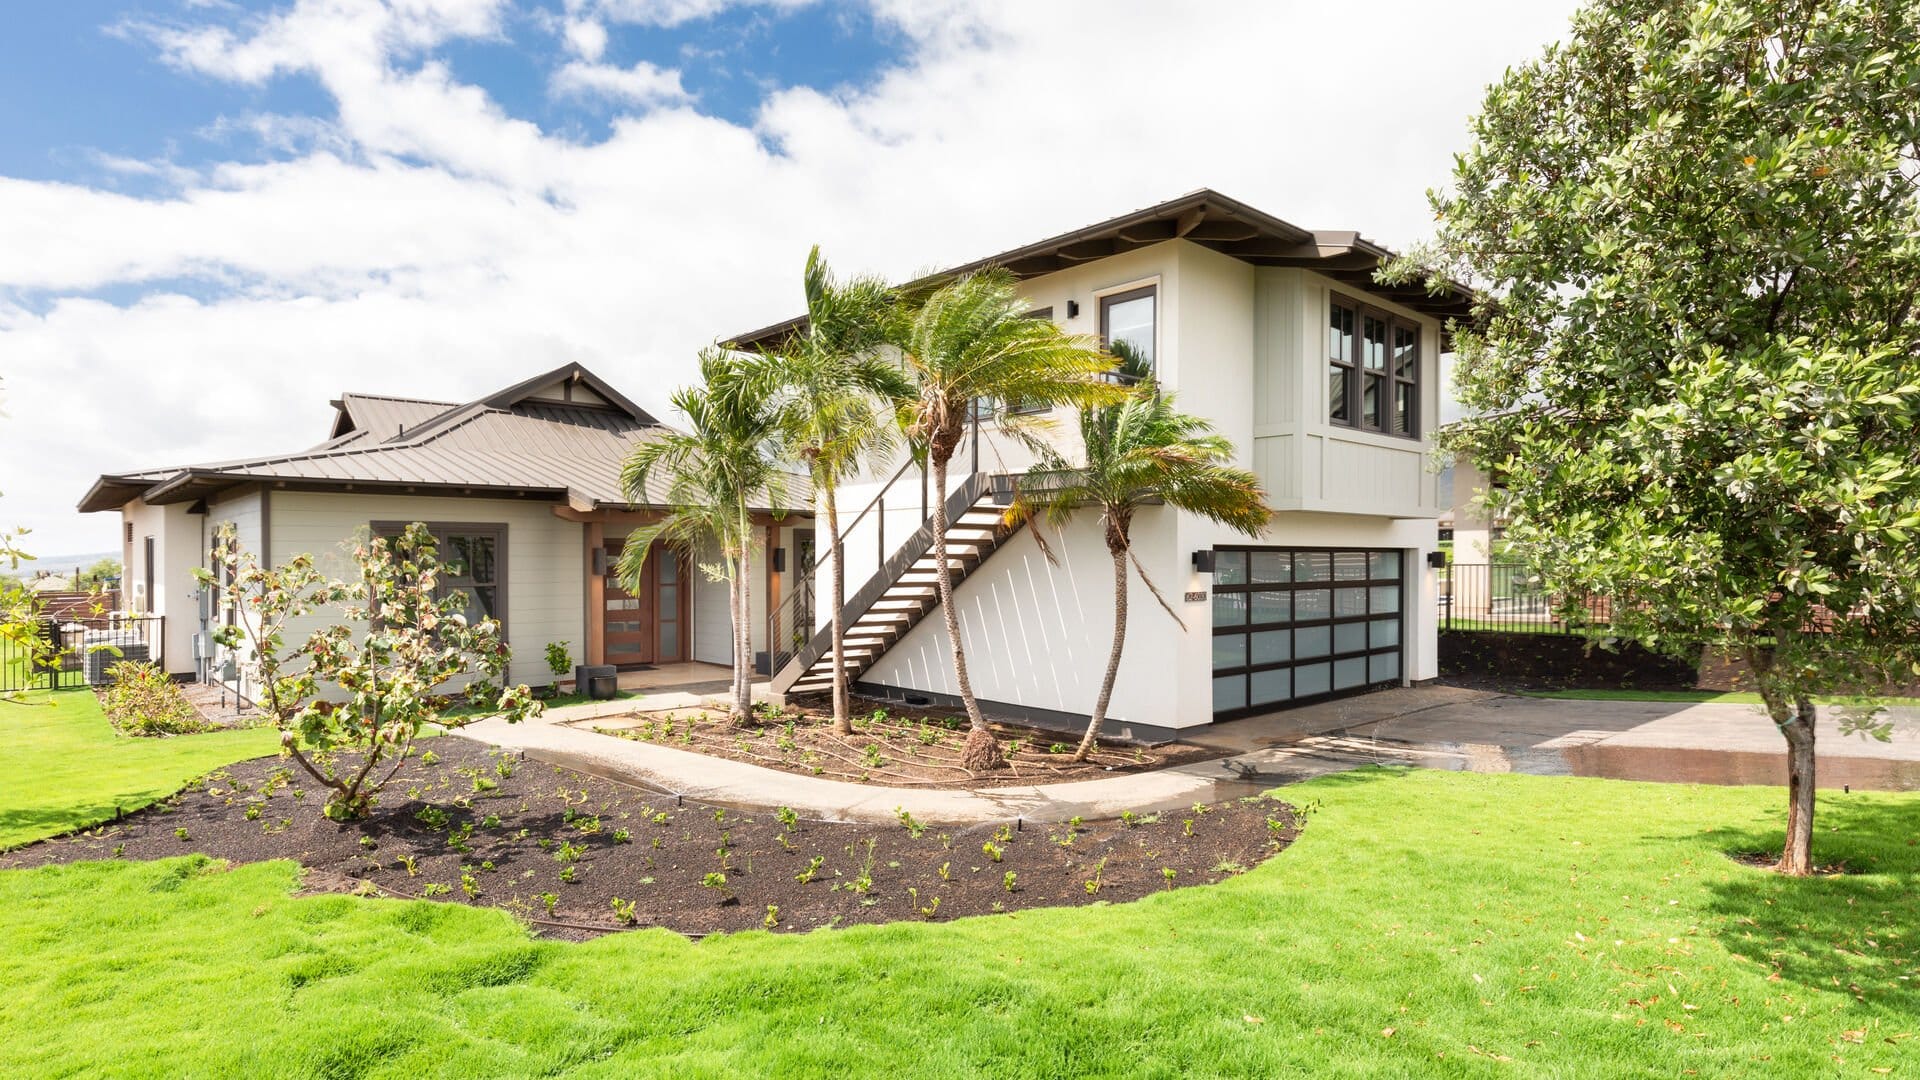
0 689 279 850
1524 687 1920 707
2 700 1917 1075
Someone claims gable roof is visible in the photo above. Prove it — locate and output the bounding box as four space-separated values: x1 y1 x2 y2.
727 188 1474 350
78 362 799 514
321 393 459 448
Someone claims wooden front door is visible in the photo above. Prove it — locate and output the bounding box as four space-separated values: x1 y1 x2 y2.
602 540 687 667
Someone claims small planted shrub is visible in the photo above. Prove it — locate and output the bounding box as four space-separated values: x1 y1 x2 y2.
99 661 211 736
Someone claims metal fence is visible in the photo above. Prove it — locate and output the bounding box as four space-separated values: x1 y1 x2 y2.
1437 563 1600 635
0 614 166 692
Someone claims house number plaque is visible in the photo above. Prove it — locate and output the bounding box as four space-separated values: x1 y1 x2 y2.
1183 591 1207 602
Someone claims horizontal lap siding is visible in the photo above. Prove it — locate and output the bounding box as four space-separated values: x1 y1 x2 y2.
269 491 585 686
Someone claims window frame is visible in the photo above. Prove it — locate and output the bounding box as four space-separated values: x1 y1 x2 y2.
1098 282 1158 378
369 520 510 641
1328 292 1422 439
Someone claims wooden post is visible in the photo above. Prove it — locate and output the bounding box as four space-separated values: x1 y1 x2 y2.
584 520 605 668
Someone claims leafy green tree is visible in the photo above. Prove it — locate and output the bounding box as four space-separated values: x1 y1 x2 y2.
1392 0 1920 874
621 347 791 723
894 270 1127 771
760 247 912 735
1015 345 1270 760
200 522 539 819
81 557 121 588
0 525 50 704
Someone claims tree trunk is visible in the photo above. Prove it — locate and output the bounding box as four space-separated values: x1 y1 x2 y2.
1750 646 1817 875
1779 696 1817 875
735 527 754 724
1076 543 1130 762
932 456 995 771
725 554 746 725
827 486 851 735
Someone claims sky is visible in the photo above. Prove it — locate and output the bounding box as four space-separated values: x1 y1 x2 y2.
0 0 1579 559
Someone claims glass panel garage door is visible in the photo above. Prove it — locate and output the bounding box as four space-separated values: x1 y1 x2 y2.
1211 548 1404 718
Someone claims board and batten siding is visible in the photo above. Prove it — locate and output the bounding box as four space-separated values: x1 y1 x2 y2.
1251 267 1444 519
265 491 587 686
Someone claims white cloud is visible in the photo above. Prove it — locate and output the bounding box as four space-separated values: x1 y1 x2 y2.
566 0 816 30
1 0 1579 554
551 59 690 106
562 16 608 59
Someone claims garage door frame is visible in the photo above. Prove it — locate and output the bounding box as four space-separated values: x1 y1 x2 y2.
1209 546 1406 720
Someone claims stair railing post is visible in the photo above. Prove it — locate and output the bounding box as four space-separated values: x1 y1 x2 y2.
970 404 980 475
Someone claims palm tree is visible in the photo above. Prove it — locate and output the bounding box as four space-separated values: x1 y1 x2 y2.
620 347 788 724
760 248 912 735
894 269 1127 771
1016 344 1270 761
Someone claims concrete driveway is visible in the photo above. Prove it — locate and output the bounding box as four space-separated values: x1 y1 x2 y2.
1188 686 1920 791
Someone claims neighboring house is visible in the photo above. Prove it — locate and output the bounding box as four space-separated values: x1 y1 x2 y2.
79 363 813 693
1440 458 1504 562
735 189 1471 739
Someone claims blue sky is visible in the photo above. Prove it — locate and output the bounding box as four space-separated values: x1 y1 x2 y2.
0 0 1576 557
0 2 903 195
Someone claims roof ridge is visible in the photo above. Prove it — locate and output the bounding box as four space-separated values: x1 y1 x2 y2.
339 391 460 407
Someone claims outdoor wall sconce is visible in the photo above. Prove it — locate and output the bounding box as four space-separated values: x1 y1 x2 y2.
1066 299 1080 318
772 547 787 573
591 548 608 575
1192 549 1216 574
1426 550 1448 568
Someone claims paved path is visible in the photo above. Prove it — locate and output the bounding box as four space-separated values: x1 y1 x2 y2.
460 686 1920 825
462 706 1288 825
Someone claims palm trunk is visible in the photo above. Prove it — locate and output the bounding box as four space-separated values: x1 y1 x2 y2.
826 485 851 735
735 517 754 724
1749 646 1816 875
933 456 995 771
1076 543 1130 762
725 553 746 725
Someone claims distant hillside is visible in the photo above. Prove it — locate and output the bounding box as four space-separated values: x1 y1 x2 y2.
24 551 119 571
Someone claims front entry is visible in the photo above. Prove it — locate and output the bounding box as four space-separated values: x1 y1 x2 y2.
602 539 688 668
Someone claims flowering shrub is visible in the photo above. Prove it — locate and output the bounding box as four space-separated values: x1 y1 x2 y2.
99 661 211 736
198 521 541 819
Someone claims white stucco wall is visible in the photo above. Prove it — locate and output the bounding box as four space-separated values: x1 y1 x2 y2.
120 497 202 678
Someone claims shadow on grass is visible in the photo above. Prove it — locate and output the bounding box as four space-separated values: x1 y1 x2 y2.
1699 795 1920 1014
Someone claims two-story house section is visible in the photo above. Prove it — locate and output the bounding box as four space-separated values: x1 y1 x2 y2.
739 189 1472 741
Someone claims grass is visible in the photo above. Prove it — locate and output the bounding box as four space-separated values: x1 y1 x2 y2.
2 701 1917 1076
1523 687 1920 707
0 689 278 850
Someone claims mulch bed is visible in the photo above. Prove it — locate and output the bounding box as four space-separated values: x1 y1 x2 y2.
582 698 1220 788
2 736 1299 939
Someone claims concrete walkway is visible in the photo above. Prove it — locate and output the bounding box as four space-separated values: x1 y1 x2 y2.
462 704 1288 825
459 686 1920 826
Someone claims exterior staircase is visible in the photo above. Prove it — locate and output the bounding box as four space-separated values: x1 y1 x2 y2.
770 472 1023 697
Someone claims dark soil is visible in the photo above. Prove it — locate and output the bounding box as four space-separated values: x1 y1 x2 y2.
583 698 1220 788
2 736 1298 939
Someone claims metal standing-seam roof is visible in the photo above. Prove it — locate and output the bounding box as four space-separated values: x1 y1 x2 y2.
78 362 809 515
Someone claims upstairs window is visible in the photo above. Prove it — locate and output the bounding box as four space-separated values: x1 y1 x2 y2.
1329 295 1419 438
1100 285 1155 378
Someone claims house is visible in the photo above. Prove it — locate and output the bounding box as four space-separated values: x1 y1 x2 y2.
79 363 813 694
1440 458 1503 562
736 189 1471 740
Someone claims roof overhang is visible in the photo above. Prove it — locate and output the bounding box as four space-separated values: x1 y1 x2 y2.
727 189 1476 351
77 475 158 514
